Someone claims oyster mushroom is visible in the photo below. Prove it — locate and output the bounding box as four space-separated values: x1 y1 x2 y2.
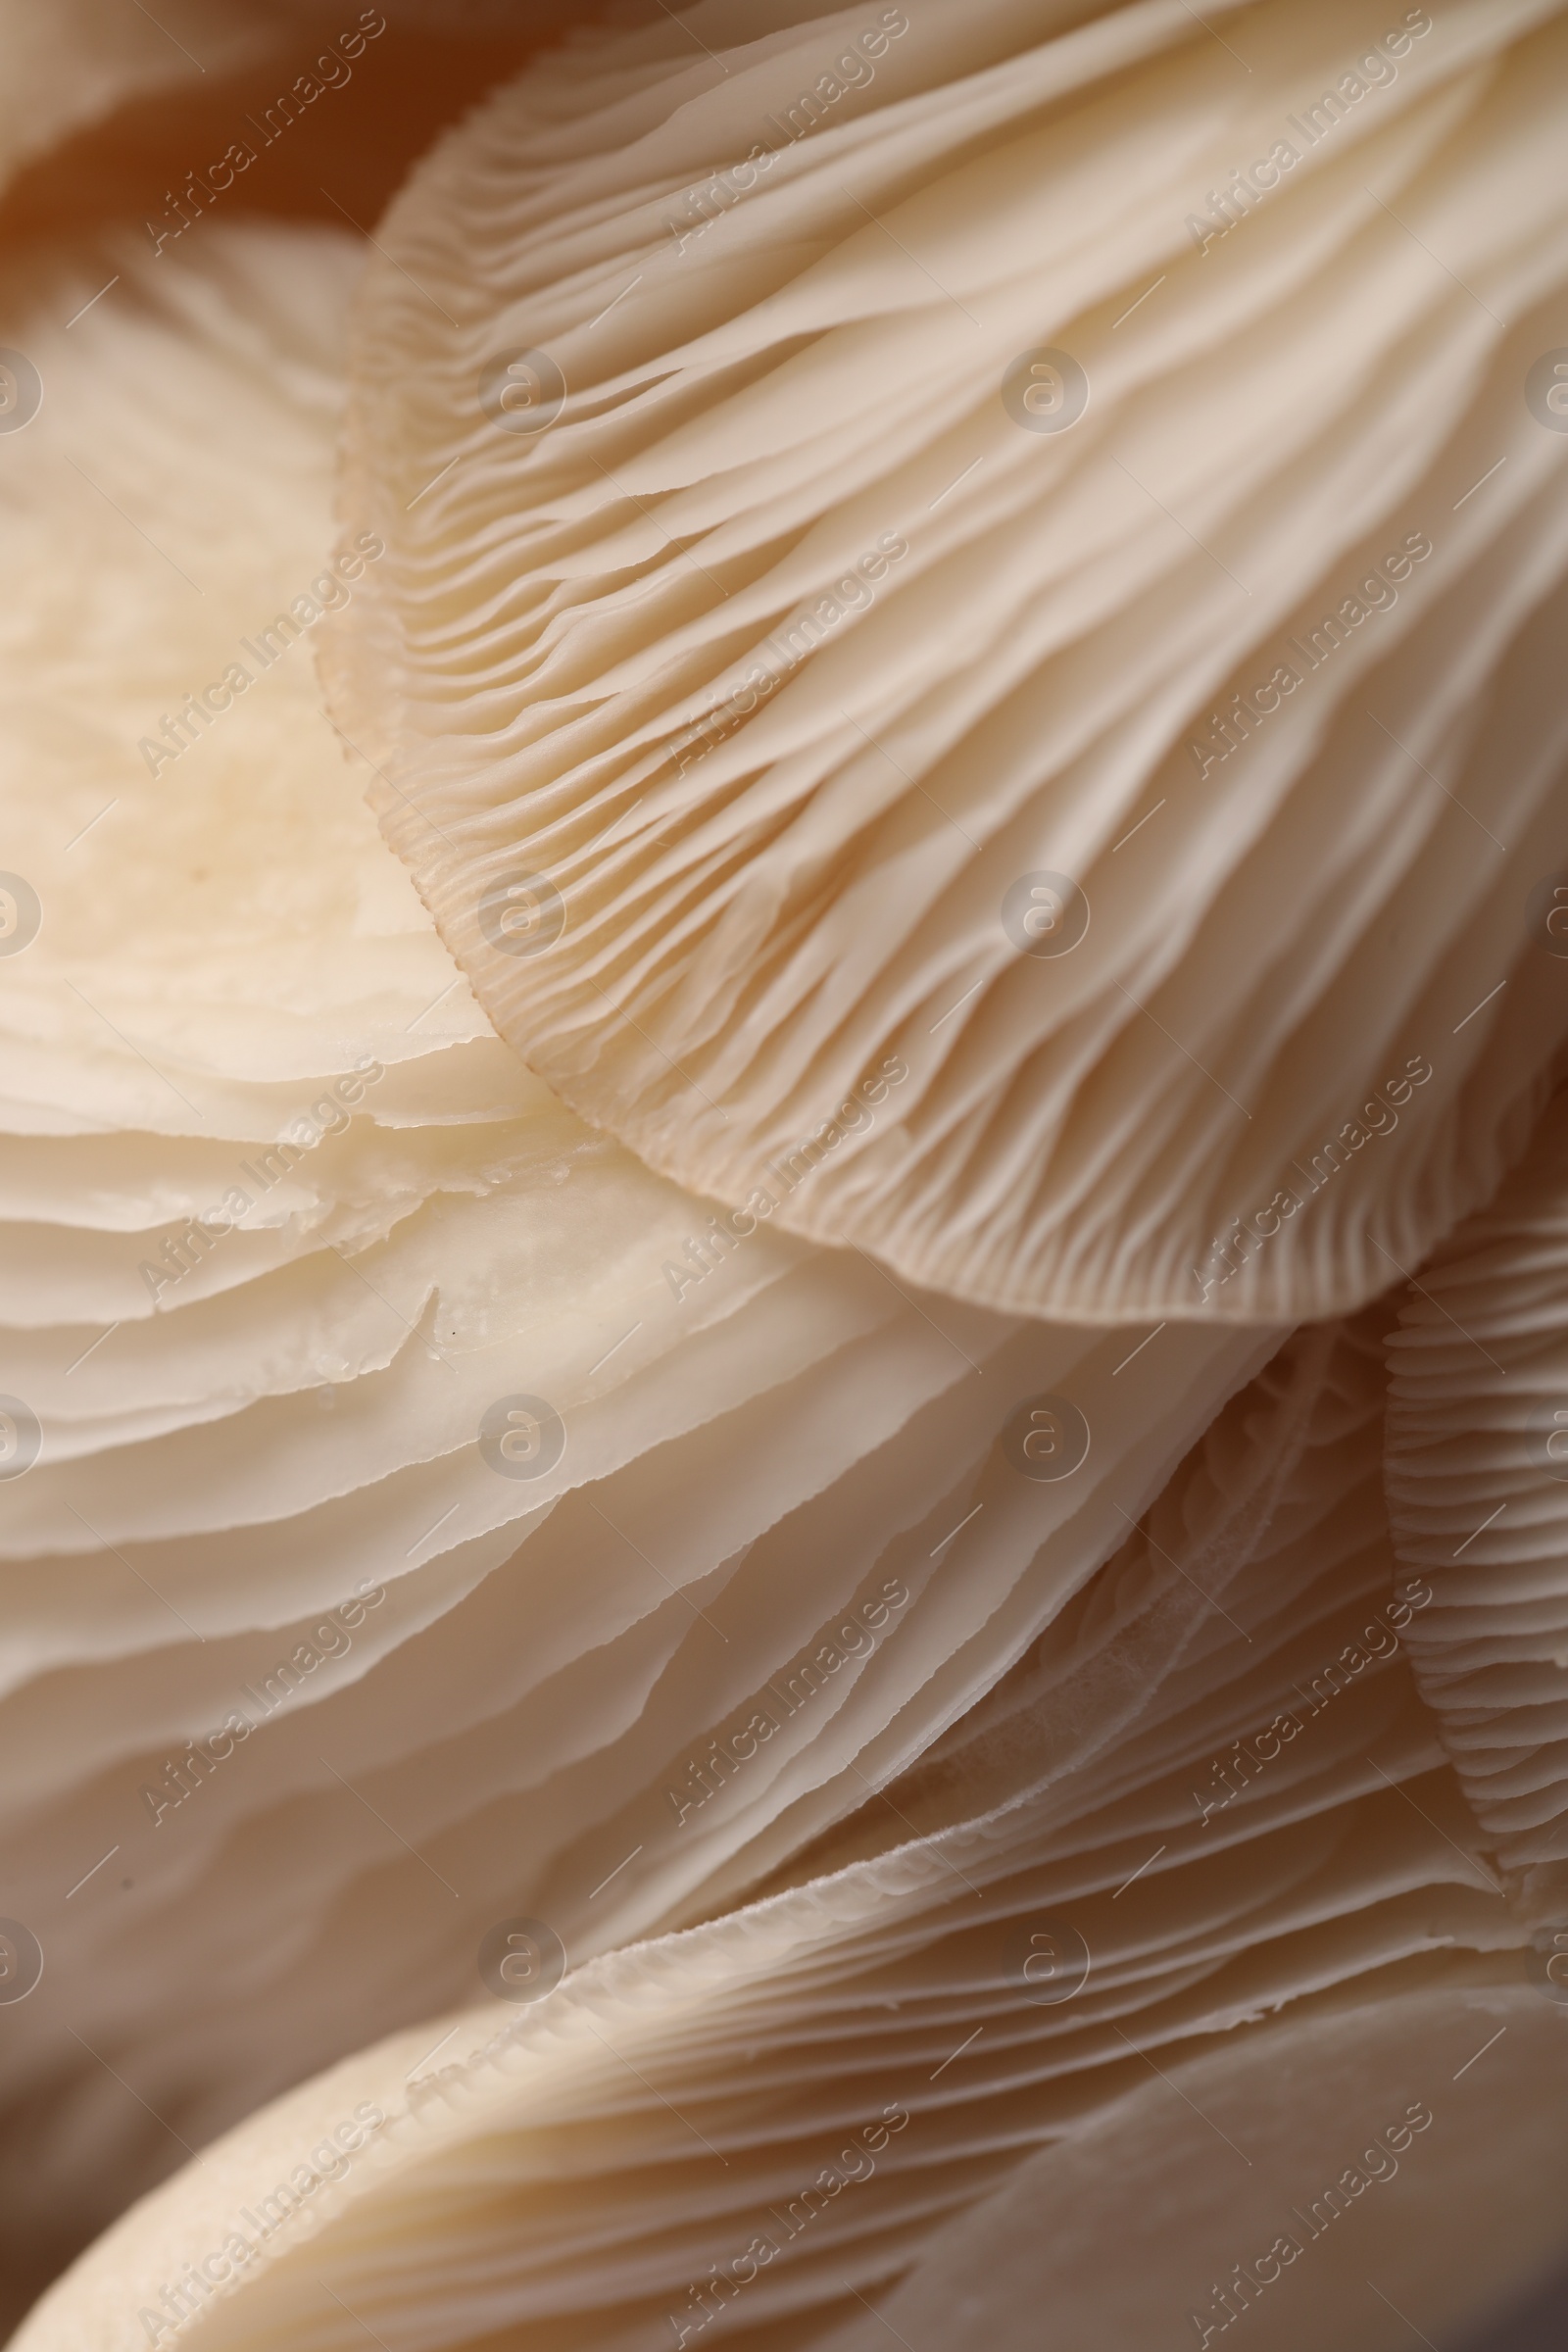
1387 1089 1568 1917
0 213 1264 2293
327 0 1568 1322
6 2 1568 2346
18 1316 1562 2352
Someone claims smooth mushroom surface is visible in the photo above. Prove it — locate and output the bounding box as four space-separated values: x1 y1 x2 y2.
0 0 275 203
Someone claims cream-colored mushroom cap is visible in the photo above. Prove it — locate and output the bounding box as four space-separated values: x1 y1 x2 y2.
329 0 1568 1324
0 209 1265 2283
16 1316 1564 2352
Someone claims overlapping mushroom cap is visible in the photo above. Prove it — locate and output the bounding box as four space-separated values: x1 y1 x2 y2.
0 206 1269 2292
18 1316 1567 2352
328 0 1568 1321
5 1 1568 2348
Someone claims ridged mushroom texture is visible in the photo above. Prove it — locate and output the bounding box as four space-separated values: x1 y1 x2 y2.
5 4 1568 2349
328 0 1568 1323
16 1318 1568 2352
1386 1092 1568 1918
0 207 1269 2296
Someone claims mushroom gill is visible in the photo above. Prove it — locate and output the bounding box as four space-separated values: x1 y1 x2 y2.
0 210 1265 2289
1387 1090 1568 1918
5 4 1568 2348
18 1315 1564 2352
327 0 1568 1321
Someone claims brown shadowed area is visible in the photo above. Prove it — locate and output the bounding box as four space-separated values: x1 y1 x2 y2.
0 8 564 251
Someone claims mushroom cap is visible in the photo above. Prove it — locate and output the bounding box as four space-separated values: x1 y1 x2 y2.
0 212 1266 2282
16 1313 1553 2352
11 8 1568 2341
328 0 1568 1323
